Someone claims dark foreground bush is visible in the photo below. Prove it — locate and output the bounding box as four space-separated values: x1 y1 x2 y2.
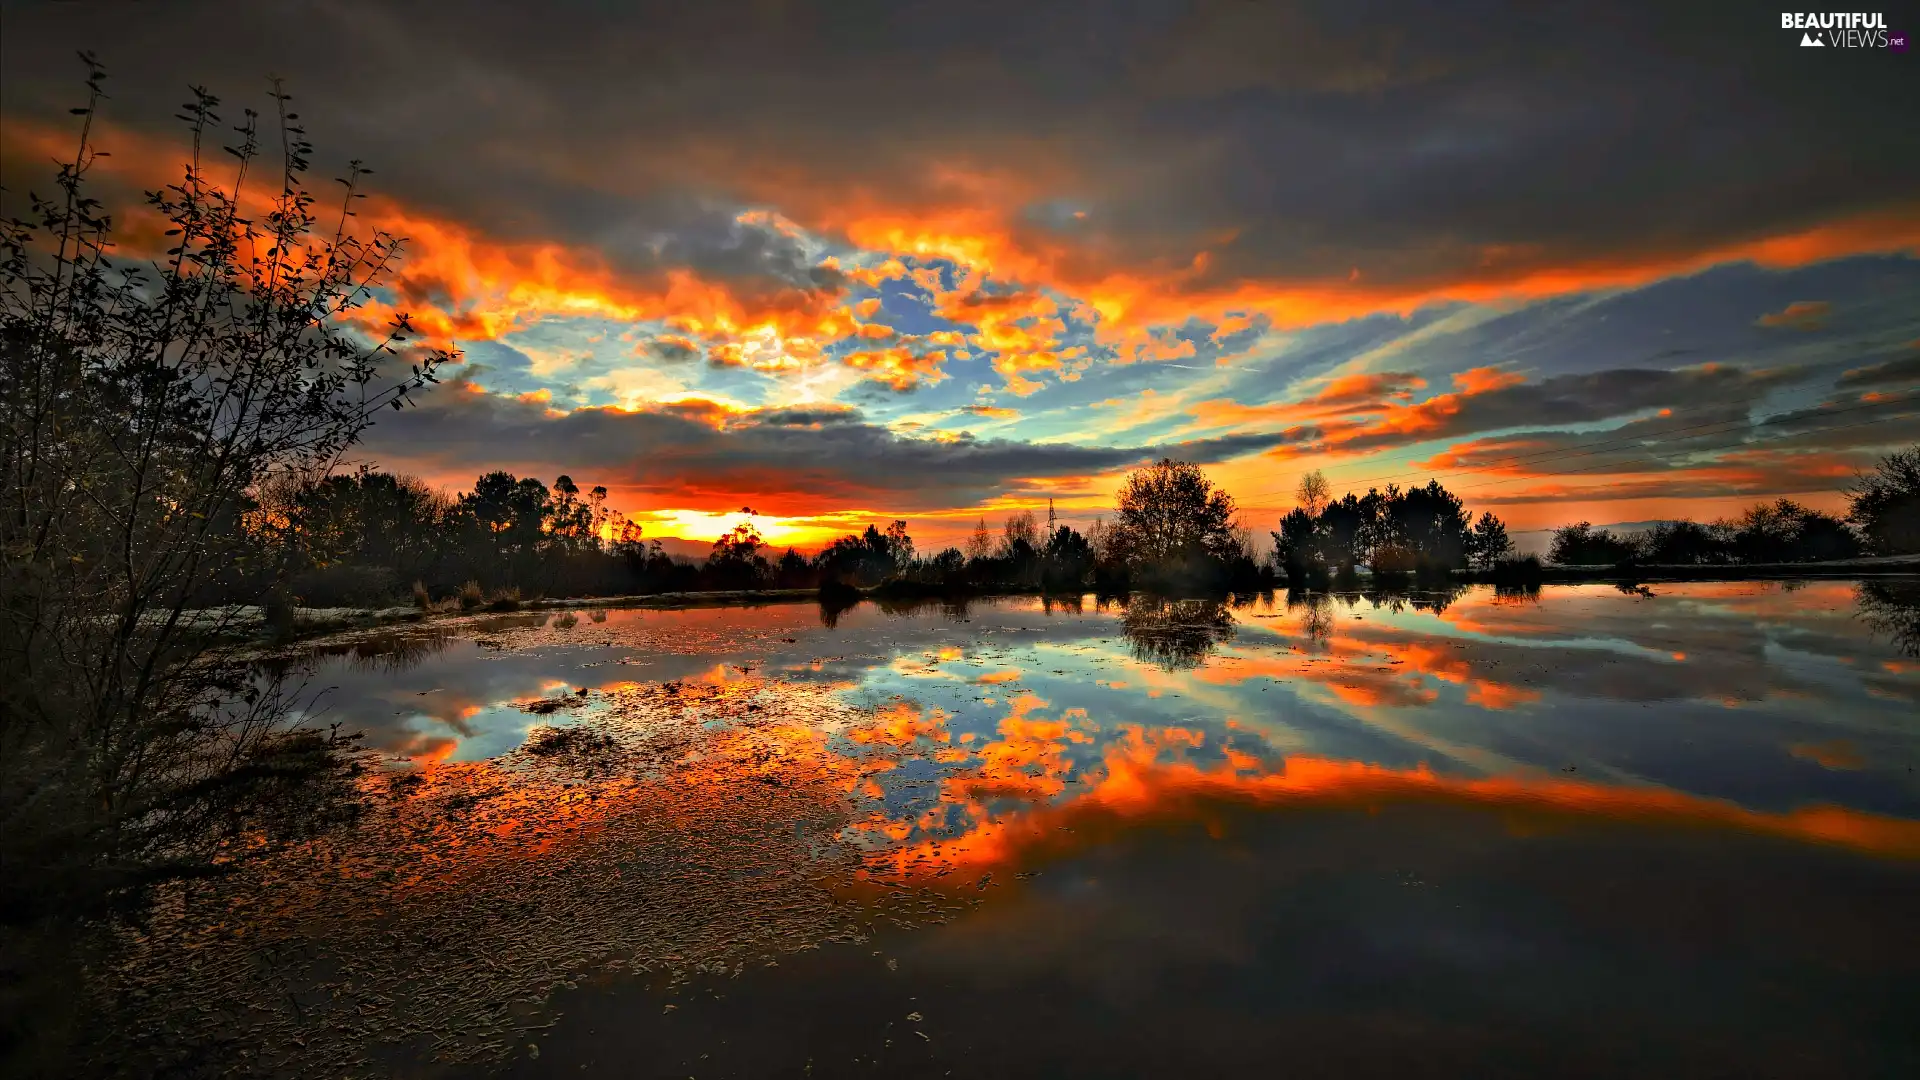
817 578 862 605
1488 555 1545 585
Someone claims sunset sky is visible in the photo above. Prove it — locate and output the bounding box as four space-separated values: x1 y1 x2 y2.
4 1 1917 553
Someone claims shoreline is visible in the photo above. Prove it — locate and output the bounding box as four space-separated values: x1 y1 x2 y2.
215 557 1920 647
1458 553 1920 585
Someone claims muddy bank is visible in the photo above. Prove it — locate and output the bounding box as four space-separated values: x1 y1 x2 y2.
87 675 975 1078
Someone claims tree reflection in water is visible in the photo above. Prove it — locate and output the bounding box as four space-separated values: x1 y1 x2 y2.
304 629 462 674
1286 589 1335 647
1119 596 1235 671
1285 582 1468 649
817 594 860 628
1367 581 1469 614
1856 577 1920 657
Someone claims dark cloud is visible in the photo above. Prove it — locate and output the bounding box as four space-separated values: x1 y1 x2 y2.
4 0 1912 301
1837 351 1920 390
643 336 700 363
1331 364 1804 456
1421 400 1764 475
356 377 1298 513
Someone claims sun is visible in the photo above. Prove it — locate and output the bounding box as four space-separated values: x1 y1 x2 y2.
645 508 836 550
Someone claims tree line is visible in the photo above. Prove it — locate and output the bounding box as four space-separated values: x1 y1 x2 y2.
255 456 1278 608
1267 449 1920 584
1270 473 1517 586
268 443 1920 610
1546 455 1919 566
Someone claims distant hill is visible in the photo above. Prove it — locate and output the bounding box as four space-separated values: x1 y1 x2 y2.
639 535 715 562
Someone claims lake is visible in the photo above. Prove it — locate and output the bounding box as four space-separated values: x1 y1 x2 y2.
102 580 1920 1078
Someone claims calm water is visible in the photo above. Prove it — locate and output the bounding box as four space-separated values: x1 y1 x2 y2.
113 582 1920 1078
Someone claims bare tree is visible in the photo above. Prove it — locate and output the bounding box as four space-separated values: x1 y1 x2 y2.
1294 469 1330 517
964 517 994 562
1 59 451 925
999 509 1038 557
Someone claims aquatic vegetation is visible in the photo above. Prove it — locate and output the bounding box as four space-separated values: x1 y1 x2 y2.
86 675 975 1077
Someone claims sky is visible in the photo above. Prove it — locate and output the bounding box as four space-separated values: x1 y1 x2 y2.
3 1 1917 553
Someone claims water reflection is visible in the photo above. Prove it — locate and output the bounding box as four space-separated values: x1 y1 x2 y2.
285 582 1920 811
1118 596 1235 670
1859 577 1920 657
112 580 1920 1076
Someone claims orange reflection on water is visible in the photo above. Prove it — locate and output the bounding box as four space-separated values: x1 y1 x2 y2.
848 700 953 747
863 744 1920 884
1788 740 1865 770
1192 633 1538 711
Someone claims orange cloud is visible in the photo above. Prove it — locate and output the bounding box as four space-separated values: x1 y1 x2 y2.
801 148 1920 343
1 116 862 373
840 345 950 390
17 112 1920 373
959 404 1021 420
1187 370 1429 431
923 280 1077 394
1757 300 1831 330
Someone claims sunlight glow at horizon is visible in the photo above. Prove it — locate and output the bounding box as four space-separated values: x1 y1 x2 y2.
640 509 843 549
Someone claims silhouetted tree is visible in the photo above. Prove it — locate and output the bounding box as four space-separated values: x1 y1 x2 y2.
1 63 446 930
1317 493 1374 576
545 475 599 556
1295 469 1330 517
1042 524 1093 591
1271 507 1322 584
705 516 771 589
1847 445 1920 555
1634 519 1730 565
774 547 812 588
816 521 912 587
999 510 1038 559
1548 522 1637 565
927 546 967 580
964 517 994 562
1723 499 1858 563
1273 479 1507 580
1112 458 1240 590
1468 511 1513 570
1366 480 1473 574
456 471 551 581
885 519 915 573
